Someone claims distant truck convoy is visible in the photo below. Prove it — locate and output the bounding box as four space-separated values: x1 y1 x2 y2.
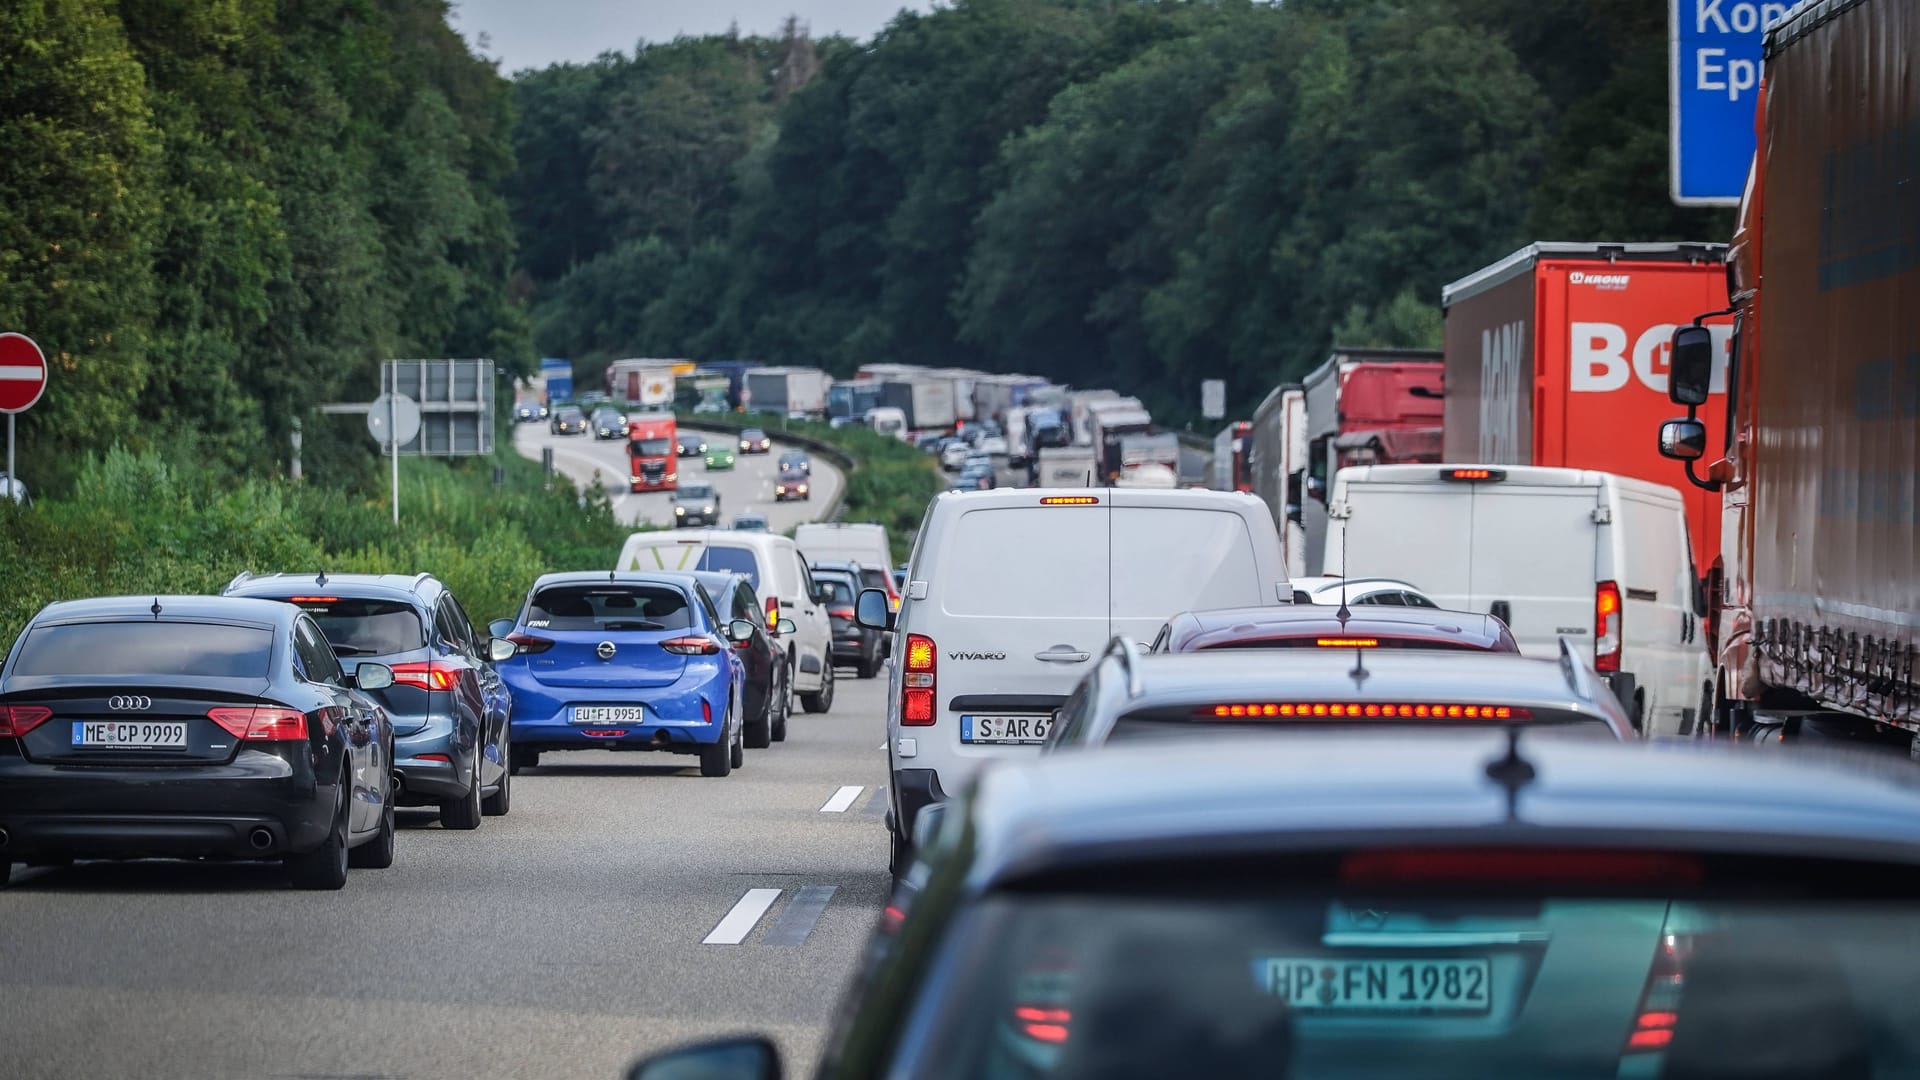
1298 349 1444 574
744 366 831 418
539 357 573 404
626 413 677 493
875 379 957 435
1035 446 1098 488
605 358 681 409
1442 242 1731 570
1091 408 1155 482
827 380 882 427
1654 0 1919 740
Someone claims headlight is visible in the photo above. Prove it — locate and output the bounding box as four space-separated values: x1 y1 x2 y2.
776 486 786 494
675 506 686 515
704 506 715 514
798 485 808 493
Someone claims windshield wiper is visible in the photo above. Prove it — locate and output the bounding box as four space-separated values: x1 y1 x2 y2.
330 645 378 656
600 620 667 631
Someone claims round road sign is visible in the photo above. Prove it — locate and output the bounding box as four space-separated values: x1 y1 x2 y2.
367 392 421 449
0 332 49 414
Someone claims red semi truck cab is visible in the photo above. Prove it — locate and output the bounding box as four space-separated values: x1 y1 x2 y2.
1441 243 1732 571
627 415 678 493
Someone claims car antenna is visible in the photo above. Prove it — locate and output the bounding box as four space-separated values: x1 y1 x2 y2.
1484 724 1536 823
316 569 328 587
1336 522 1352 628
150 597 162 619
1105 479 1114 646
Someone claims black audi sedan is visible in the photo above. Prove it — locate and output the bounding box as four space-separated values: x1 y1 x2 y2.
0 596 398 890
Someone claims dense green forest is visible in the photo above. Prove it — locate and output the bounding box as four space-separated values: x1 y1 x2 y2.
512 0 1729 427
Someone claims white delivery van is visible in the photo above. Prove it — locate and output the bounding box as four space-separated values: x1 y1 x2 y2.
860 487 1290 871
617 530 838 714
795 522 899 608
1323 464 1707 736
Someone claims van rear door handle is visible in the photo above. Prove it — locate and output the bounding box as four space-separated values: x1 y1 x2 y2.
1035 649 1090 663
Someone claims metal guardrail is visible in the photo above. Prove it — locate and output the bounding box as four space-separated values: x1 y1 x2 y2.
677 416 856 524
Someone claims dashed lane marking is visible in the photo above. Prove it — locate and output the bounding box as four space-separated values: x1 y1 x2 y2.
820 785 864 813
703 888 782 944
764 885 837 946
865 786 888 815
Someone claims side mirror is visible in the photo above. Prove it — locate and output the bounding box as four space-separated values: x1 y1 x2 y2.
1668 324 1715 407
626 1037 781 1080
488 618 514 639
488 638 518 663
911 800 949 853
855 588 894 631
1658 417 1708 462
727 618 756 644
355 662 395 691
776 618 797 636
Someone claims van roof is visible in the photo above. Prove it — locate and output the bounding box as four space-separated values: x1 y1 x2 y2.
620 529 798 552
1336 463 1686 501
927 487 1268 513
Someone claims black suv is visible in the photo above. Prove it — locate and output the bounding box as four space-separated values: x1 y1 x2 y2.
223 571 513 829
810 561 884 679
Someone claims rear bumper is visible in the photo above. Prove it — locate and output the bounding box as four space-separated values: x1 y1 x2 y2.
830 634 876 664
391 713 473 804
0 753 335 858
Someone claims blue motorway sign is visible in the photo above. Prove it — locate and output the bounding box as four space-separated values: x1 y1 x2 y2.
1669 0 1792 206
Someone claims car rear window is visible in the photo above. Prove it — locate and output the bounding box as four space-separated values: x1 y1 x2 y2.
527 584 693 631
272 597 425 656
816 577 857 605
12 621 273 679
939 506 1262 618
625 542 763 590
860 567 891 593
909 889 1920 1077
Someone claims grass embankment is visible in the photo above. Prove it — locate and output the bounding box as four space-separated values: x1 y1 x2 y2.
0 448 628 651
679 414 943 564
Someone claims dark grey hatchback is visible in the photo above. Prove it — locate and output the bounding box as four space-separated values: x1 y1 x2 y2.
0 595 398 890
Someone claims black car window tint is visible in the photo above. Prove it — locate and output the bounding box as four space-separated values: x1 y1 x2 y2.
446 595 481 648
1403 591 1438 609
285 597 426 656
12 621 274 679
434 599 469 649
1372 591 1407 606
298 618 347 685
527 585 695 631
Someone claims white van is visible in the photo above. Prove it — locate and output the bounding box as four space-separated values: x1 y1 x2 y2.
617 530 838 714
859 487 1290 871
1323 464 1707 736
795 523 898 606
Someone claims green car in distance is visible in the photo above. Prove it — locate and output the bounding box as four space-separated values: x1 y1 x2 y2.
704 446 736 470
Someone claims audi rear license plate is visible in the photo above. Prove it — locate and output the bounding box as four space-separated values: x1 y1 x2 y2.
72 721 188 749
574 706 646 724
961 714 1051 745
1259 957 1493 1015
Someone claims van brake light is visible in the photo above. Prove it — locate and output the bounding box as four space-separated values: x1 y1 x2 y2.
1040 496 1098 505
1442 468 1506 482
903 633 936 725
1595 581 1623 673
1198 703 1527 720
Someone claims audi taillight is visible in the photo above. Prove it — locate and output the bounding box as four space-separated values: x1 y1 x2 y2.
208 706 309 741
661 636 720 655
391 661 459 691
902 633 936 726
1595 581 1623 673
506 632 554 655
0 704 53 736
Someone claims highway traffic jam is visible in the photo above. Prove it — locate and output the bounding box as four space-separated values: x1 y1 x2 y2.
5 4 1920 1078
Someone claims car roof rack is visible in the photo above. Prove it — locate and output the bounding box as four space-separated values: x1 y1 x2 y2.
1104 635 1145 699
411 571 434 591
1557 637 1596 701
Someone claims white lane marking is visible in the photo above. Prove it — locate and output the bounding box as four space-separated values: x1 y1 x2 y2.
703 888 782 944
820 785 864 813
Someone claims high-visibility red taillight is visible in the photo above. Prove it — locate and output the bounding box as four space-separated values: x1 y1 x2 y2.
765 596 780 630
902 633 936 726
391 661 459 691
829 607 855 620
208 706 309 741
506 632 553 655
0 704 53 736
1595 581 1623 673
661 636 720 655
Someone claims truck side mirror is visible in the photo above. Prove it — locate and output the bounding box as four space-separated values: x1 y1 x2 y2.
1668 324 1715 407
1658 418 1708 462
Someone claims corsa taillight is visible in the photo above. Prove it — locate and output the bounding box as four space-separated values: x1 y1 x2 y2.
1596 581 1623 673
506 633 554 655
661 636 720 655
207 706 309 741
902 633 936 726
391 661 459 691
0 704 54 736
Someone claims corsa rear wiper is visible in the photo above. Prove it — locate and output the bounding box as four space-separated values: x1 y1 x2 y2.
600 620 666 631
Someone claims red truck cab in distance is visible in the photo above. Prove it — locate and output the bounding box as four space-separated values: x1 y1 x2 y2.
627 415 677 493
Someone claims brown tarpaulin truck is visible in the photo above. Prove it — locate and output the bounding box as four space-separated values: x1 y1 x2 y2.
1655 0 1919 738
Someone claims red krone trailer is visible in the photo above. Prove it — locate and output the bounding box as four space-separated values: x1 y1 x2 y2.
1442 243 1731 570
1655 0 1918 739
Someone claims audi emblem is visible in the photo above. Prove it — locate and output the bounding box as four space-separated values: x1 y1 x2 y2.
596 641 617 660
107 696 153 711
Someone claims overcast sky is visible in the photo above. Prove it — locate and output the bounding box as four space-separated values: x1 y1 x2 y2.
447 0 931 72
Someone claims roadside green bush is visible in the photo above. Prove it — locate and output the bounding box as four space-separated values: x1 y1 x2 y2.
0 447 628 652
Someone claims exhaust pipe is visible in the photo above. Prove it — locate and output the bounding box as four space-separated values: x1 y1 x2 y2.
390 773 405 797
0 826 10 849
248 827 275 851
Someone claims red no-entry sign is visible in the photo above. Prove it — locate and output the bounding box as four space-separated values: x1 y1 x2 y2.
0 332 48 414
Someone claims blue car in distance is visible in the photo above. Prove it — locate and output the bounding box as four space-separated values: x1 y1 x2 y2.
490 572 751 778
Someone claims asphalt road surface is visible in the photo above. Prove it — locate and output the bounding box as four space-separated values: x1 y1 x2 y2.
513 420 846 530
0 678 894 1080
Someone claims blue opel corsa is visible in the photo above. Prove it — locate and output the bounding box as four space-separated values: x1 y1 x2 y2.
490 572 750 777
